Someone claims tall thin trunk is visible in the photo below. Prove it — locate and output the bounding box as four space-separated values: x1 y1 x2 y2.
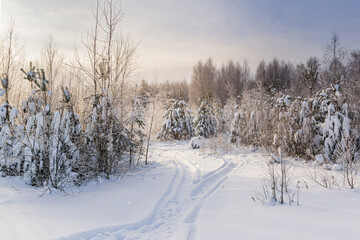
145 103 156 165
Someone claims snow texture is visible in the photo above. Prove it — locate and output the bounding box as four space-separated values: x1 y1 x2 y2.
190 136 203 149
1 141 360 240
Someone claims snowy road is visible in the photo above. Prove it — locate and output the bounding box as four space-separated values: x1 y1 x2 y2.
2 141 360 240
62 143 248 240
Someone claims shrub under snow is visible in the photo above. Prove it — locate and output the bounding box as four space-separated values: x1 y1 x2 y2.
190 136 203 149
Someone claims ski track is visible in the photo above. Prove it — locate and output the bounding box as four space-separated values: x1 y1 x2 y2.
60 144 248 240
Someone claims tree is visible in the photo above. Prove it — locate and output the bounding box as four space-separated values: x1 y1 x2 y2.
0 20 25 119
18 64 53 186
82 89 132 179
216 60 243 104
323 31 348 85
138 79 151 106
144 97 161 165
41 35 64 106
255 58 294 93
213 98 225 134
49 87 81 188
193 99 217 138
344 50 360 103
127 97 145 168
190 58 216 104
336 127 360 189
297 57 320 97
321 90 350 163
0 23 23 173
0 75 18 176
13 65 80 188
157 100 193 140
74 0 139 179
223 89 238 135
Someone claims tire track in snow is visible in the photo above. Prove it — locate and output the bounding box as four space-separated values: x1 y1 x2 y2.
201 157 227 179
57 159 185 240
59 144 248 240
190 158 230 197
114 152 247 240
72 150 191 240
176 154 201 184
183 158 248 240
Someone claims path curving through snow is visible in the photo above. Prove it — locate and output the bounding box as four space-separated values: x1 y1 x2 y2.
60 142 247 240
4 141 360 240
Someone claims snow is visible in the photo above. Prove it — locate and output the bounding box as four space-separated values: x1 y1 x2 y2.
1 141 360 239
28 102 36 113
332 164 343 171
44 104 50 113
190 136 203 149
0 89 6 97
63 88 70 100
196 163 360 240
315 154 325 164
1 77 8 88
0 163 172 240
10 108 18 120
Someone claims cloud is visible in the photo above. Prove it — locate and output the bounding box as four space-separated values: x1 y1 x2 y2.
1 0 359 82
2 0 93 57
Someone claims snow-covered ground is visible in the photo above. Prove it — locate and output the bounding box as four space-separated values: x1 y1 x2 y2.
1 141 360 240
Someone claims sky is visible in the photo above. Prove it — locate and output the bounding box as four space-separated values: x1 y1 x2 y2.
1 0 360 82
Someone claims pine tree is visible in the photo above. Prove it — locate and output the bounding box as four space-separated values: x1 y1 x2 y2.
127 98 145 168
230 108 246 143
193 99 217 138
0 73 19 176
18 65 53 186
319 85 351 162
158 100 193 140
83 89 132 179
11 66 82 188
49 87 81 188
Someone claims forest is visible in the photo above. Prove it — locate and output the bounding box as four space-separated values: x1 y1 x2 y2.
2 0 360 239
0 0 359 194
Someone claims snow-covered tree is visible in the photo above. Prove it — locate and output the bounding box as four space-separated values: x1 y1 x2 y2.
293 99 320 158
127 98 145 168
0 74 20 176
193 99 217 138
273 95 296 155
230 108 246 143
13 66 82 188
213 99 225 134
316 85 351 163
83 89 132 179
157 100 193 140
224 94 238 134
230 87 276 148
50 87 81 188
72 0 139 180
18 65 54 186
